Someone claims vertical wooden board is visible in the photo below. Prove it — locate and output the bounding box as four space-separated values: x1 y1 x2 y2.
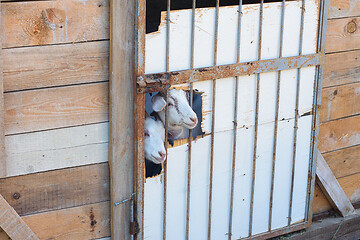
5 123 108 177
271 119 295 230
0 0 5 178
109 0 135 237
214 77 236 132
237 75 256 128
252 122 275 235
144 174 163 240
211 130 233 240
2 41 109 92
1 0 109 48
320 82 360 123
188 136 211 240
328 0 360 19
165 143 188 239
318 115 360 153
261 3 281 60
290 115 313 224
231 126 254 239
4 82 109 135
278 69 297 120
326 17 360 54
323 50 360 88
282 1 301 57
298 66 316 116
258 72 277 125
302 0 319 55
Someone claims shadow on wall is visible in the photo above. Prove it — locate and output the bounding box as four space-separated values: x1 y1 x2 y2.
146 0 296 33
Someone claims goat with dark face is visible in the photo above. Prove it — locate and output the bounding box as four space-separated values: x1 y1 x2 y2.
151 89 198 140
144 115 166 178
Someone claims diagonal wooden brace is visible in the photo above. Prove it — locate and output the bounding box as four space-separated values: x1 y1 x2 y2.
316 149 356 217
0 194 39 240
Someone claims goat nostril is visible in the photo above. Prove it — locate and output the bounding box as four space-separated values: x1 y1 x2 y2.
190 117 197 123
158 151 166 158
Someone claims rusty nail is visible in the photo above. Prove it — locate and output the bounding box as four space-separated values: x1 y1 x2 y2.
137 76 146 87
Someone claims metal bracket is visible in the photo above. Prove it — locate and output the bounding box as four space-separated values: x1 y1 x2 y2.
114 193 136 206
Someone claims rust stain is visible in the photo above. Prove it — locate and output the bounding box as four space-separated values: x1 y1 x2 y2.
89 207 97 232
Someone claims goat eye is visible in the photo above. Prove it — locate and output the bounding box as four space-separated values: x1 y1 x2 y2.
168 103 174 107
145 132 150 137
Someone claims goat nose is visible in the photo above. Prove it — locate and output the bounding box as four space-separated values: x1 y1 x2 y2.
190 117 197 124
158 151 166 159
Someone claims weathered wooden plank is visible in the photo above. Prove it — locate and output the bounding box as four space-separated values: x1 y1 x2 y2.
328 0 360 19
1 0 109 48
2 41 109 92
0 1 6 178
313 172 360 214
0 202 110 240
323 50 360 88
0 194 39 240
322 144 360 179
326 17 360 53
288 209 360 240
109 0 135 237
318 115 360 153
4 82 108 135
316 150 355 217
0 163 110 216
5 122 108 177
320 82 360 122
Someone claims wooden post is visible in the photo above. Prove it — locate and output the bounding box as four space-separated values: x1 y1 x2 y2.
316 150 356 217
0 1 6 178
109 0 135 239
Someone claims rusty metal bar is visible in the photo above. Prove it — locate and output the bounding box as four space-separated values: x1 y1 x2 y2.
305 0 329 223
249 0 264 236
288 0 306 226
207 0 220 238
207 80 216 240
162 0 171 238
268 0 286 232
135 0 146 238
228 0 243 238
185 0 196 239
137 53 321 92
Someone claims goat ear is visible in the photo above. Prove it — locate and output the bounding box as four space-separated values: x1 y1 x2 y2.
151 94 167 112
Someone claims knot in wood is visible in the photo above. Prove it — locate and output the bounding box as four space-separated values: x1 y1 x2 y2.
13 192 21 200
346 20 357 34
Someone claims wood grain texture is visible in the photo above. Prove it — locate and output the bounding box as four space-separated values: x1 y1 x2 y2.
1 0 109 48
5 122 108 177
0 1 5 178
2 41 109 92
318 115 360 153
4 82 108 135
316 150 355 217
322 144 360 179
326 17 360 53
0 194 39 240
109 0 135 238
0 163 110 216
323 50 360 88
320 82 360 122
0 202 110 240
328 0 360 19
313 172 360 214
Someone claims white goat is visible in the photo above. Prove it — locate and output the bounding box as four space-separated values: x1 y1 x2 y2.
151 89 198 140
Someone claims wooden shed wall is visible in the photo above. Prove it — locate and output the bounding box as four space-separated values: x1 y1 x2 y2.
0 0 357 239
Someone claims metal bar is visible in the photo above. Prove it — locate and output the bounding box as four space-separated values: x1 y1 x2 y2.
268 0 286 232
305 0 330 223
163 0 171 238
207 80 216 240
185 1 196 239
228 0 243 238
138 53 322 92
135 0 146 238
213 0 220 66
249 0 263 236
288 0 306 226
